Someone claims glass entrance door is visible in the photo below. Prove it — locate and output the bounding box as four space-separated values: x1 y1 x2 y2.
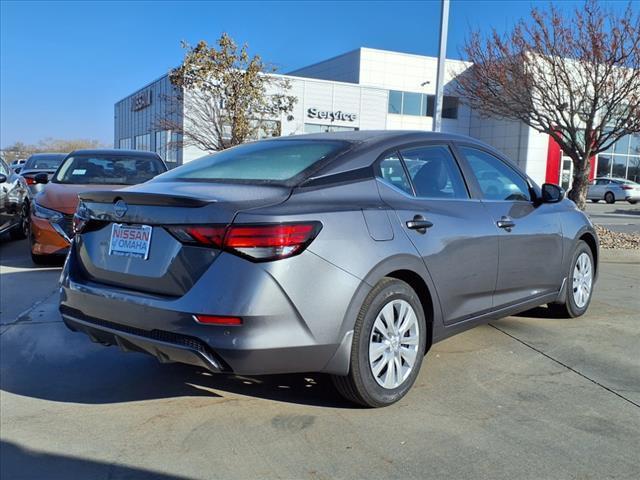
560 157 573 190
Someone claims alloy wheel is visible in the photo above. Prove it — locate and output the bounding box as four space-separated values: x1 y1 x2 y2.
369 299 420 389
572 252 593 309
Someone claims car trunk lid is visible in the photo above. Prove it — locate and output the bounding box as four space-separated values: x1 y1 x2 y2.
74 181 291 296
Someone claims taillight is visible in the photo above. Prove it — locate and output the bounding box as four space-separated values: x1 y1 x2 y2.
621 185 633 190
24 176 36 185
193 314 242 326
167 222 322 261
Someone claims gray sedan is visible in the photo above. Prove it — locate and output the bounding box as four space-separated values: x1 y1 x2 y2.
60 131 598 407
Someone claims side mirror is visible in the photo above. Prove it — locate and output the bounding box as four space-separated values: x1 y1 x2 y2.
541 183 564 203
0 173 7 183
34 173 49 184
14 167 21 174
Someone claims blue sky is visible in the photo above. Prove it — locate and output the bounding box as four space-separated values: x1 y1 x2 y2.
0 0 633 147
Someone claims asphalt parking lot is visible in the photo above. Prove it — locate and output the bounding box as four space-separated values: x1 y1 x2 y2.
1 236 639 480
584 201 640 233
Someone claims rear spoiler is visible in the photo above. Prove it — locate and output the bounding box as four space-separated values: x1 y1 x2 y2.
79 191 211 208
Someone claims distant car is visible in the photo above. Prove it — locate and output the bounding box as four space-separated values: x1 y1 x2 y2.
59 131 599 407
587 177 640 204
10 159 26 174
0 157 30 240
20 153 67 194
30 149 167 264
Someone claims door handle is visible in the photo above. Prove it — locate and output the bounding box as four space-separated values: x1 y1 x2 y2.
497 216 516 230
406 215 433 233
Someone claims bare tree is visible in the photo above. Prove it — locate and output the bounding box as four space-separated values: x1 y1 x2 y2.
2 138 106 162
456 0 640 209
157 33 297 153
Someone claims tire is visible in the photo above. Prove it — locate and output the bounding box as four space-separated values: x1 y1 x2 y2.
590 199 599 203
9 202 29 240
31 252 51 265
548 240 594 318
604 192 615 204
331 278 427 407
628 200 637 205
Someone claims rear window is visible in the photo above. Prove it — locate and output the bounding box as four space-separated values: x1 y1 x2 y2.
24 154 66 170
158 140 349 183
53 154 166 185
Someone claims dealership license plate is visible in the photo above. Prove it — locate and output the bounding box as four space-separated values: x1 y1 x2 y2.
109 224 153 260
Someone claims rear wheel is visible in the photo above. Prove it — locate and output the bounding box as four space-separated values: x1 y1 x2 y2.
9 202 29 240
604 192 615 204
628 200 637 205
548 240 594 318
331 278 427 407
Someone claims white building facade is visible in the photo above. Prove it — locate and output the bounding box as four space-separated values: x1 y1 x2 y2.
115 47 640 186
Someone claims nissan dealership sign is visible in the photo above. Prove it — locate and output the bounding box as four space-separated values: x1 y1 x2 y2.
307 108 357 122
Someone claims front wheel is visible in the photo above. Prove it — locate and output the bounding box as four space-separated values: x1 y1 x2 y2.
548 240 594 318
331 278 427 407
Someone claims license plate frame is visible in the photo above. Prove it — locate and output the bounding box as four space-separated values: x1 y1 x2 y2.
108 223 153 260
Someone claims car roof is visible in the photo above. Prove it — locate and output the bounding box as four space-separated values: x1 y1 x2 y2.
273 130 475 145
67 149 161 158
271 130 506 180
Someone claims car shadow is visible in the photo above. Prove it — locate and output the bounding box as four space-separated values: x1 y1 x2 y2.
0 319 355 409
0 440 194 480
514 306 568 319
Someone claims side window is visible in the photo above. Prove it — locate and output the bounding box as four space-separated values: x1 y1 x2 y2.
460 147 531 202
0 160 8 176
378 153 412 195
400 145 468 199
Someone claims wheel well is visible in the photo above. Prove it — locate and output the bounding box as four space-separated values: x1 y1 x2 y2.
386 269 434 355
579 232 598 275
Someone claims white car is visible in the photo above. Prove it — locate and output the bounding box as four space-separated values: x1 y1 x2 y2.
587 178 640 204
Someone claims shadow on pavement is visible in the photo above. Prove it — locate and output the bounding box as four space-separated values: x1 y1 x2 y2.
0 320 354 409
613 208 640 215
0 440 194 480
514 306 569 319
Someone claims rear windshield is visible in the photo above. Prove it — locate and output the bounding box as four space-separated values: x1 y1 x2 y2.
53 154 166 185
24 154 66 170
158 140 349 184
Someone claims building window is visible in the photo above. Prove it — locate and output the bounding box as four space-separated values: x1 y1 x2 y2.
155 130 179 163
402 92 422 116
388 91 402 114
134 134 151 151
596 133 640 182
388 90 459 119
118 138 131 149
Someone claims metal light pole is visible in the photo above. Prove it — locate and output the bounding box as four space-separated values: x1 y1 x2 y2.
432 0 450 132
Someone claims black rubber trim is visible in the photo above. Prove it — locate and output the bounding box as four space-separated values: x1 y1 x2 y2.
79 191 209 207
300 166 374 189
60 305 230 370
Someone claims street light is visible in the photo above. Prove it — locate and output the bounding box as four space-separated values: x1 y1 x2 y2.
433 0 450 132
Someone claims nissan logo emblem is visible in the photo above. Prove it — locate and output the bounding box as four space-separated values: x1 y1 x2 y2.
114 200 128 218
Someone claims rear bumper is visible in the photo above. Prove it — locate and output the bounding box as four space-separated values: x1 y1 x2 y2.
624 192 640 201
59 242 361 375
62 313 226 372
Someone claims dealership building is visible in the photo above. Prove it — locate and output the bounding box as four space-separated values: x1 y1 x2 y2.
114 47 640 187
